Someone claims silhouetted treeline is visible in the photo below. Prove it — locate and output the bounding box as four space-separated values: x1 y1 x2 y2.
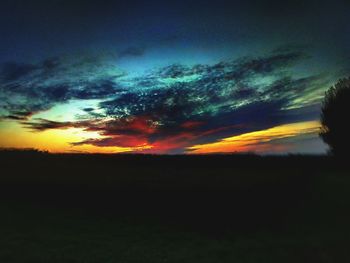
0 148 347 172
320 77 350 156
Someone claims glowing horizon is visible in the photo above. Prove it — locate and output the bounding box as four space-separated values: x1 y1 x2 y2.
0 118 323 154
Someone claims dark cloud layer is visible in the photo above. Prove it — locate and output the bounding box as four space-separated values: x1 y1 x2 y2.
0 47 334 153
0 55 125 119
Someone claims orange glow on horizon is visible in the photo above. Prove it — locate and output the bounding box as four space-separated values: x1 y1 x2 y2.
0 120 140 153
0 119 321 154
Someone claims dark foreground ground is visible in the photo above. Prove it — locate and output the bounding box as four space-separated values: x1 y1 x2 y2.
0 150 349 262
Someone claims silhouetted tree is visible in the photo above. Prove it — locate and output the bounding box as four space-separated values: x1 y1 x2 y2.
320 77 350 156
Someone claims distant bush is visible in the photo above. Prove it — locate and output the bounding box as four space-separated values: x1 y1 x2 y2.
320 77 350 156
0 148 48 156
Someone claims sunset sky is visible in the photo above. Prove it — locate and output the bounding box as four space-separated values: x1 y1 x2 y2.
0 0 349 154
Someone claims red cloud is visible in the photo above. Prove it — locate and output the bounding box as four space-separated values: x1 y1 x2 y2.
180 121 203 129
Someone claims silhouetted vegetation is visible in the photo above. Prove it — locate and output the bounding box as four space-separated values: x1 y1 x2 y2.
320 77 350 156
0 150 349 262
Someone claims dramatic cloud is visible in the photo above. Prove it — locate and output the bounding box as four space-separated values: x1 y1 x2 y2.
1 47 334 153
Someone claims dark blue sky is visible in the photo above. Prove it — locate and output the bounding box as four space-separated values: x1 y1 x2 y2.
1 0 349 64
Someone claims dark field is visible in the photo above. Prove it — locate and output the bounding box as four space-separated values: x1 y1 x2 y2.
0 151 349 262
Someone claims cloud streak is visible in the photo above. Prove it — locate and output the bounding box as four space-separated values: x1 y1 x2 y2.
187 121 321 154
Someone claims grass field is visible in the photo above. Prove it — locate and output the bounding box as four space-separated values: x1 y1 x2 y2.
0 151 349 262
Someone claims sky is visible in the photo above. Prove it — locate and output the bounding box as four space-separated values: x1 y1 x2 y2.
0 0 349 154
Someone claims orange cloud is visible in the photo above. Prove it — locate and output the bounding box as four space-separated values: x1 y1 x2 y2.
187 121 320 154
